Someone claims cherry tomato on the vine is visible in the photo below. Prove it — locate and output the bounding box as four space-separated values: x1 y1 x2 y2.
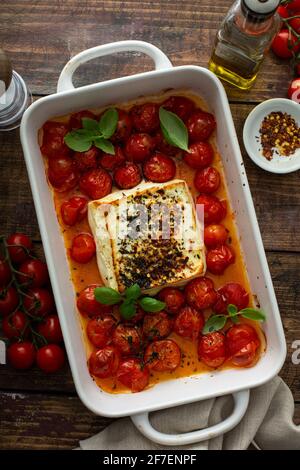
288 78 300 103
0 257 12 287
2 311 29 340
37 315 63 344
7 233 32 264
36 344 65 373
23 288 54 317
18 259 49 288
272 29 300 59
0 286 19 316
8 342 36 370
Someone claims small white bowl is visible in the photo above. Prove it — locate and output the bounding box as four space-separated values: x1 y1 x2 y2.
243 98 300 174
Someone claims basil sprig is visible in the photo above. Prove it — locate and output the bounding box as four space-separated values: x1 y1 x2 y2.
94 283 166 320
202 304 266 335
64 108 118 154
159 107 189 152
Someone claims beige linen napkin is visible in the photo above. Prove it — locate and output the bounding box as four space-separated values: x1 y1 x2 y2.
79 377 300 450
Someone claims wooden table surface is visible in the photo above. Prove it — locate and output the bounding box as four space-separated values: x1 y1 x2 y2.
0 0 299 450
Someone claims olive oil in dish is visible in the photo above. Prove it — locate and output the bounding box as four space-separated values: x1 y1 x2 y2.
209 0 281 90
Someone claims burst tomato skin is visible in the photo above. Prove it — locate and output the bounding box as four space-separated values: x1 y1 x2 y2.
0 286 19 316
77 285 112 317
37 315 63 344
36 344 65 373
112 110 133 143
70 233 96 264
117 358 149 393
206 244 235 275
99 146 126 171
216 283 249 313
0 257 12 287
124 133 154 163
162 96 195 121
41 121 70 158
47 155 79 192
187 110 216 142
174 306 204 340
114 162 142 189
194 167 220 194
112 324 142 355
185 277 217 310
131 103 159 133
7 233 32 264
142 311 173 341
79 168 112 199
204 224 228 248
288 78 300 103
157 287 185 315
73 146 99 173
23 288 54 317
2 311 29 340
272 30 300 59
17 259 49 288
198 332 226 368
60 196 88 226
7 342 36 370
143 153 176 183
196 194 227 225
88 345 120 378
144 339 181 372
226 324 259 357
69 110 97 130
87 315 116 348
48 167 79 192
184 142 214 169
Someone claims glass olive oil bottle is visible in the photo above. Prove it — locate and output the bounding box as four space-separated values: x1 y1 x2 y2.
209 0 281 90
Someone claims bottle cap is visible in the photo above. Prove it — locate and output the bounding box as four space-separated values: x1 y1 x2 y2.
243 0 280 15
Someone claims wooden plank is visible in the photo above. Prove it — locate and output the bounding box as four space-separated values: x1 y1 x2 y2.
0 390 298 450
0 0 293 102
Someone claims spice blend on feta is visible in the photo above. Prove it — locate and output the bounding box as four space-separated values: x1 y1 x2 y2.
259 111 300 160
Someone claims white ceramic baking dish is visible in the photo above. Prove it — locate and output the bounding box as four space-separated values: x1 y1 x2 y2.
20 41 286 446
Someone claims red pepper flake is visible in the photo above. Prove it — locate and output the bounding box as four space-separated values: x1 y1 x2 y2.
259 111 300 160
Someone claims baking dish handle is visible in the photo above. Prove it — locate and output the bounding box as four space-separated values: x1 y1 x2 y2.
57 40 173 93
131 389 250 446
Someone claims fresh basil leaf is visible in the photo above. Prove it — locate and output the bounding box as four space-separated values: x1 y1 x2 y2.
99 108 118 139
125 284 141 301
94 287 122 305
240 308 266 321
64 131 93 152
82 118 99 131
202 315 227 334
120 299 137 319
227 304 238 316
159 107 189 152
138 297 166 313
94 137 115 155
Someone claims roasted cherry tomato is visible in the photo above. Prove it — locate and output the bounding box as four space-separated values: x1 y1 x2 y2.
70 233 96 264
185 277 217 310
117 358 149 393
112 110 133 143
153 129 179 156
131 103 159 133
7 342 36 370
124 133 154 163
41 121 70 158
36 344 65 373
79 168 112 199
48 167 79 192
142 311 173 341
86 315 116 348
144 339 181 372
198 332 226 368
88 345 120 378
69 110 97 130
226 324 259 357
215 283 249 313
77 284 112 317
114 162 142 189
0 286 19 316
196 194 227 224
60 196 88 226
230 340 259 367
206 244 235 275
143 153 176 183
2 311 29 340
112 324 142 355
37 314 63 344
157 287 185 315
288 77 300 103
99 146 125 171
47 155 77 187
194 167 220 194
120 306 146 325
17 259 49 288
0 257 12 287
184 142 214 169
23 288 54 317
272 29 300 59
162 96 195 121
7 233 32 264
187 110 216 141
204 224 228 248
174 306 204 340
73 146 99 173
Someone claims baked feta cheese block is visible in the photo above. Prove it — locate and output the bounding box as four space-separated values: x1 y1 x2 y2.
88 179 206 294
